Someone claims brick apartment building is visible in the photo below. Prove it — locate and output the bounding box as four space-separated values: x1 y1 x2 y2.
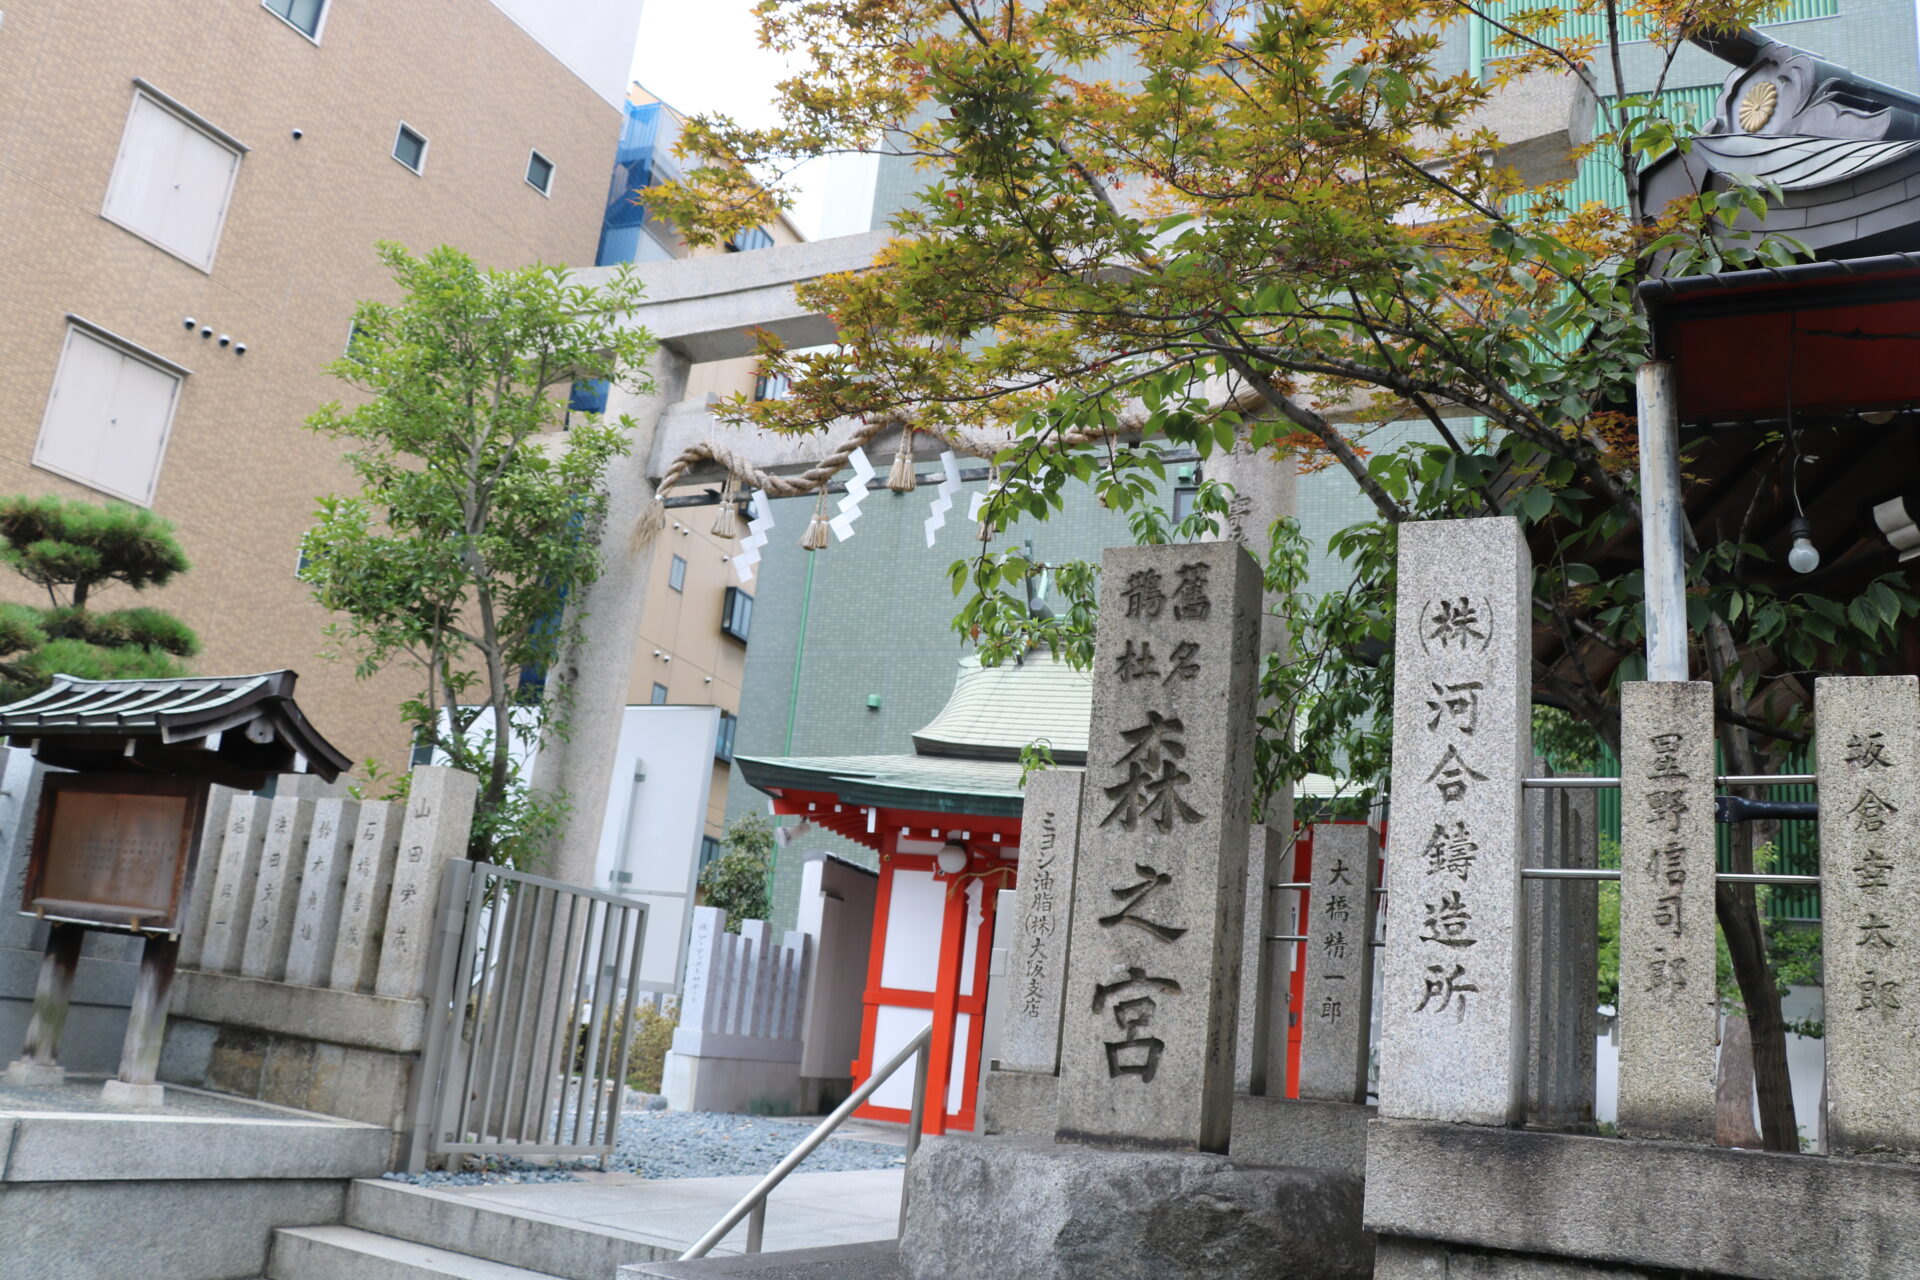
0 0 642 768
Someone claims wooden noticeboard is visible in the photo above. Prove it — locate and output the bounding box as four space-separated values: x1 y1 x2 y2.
20 774 208 933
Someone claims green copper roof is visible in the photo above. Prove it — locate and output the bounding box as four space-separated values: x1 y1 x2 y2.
739 651 1356 816
910 653 1091 764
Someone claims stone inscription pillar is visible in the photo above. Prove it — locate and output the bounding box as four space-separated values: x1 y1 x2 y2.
1208 440 1298 1097
1616 681 1718 1143
240 794 317 981
1816 675 1920 1156
197 796 270 974
176 783 237 969
1055 540 1261 1153
284 799 360 987
329 800 402 992
1000 768 1083 1075
374 767 479 1000
1378 517 1530 1127
1298 822 1379 1103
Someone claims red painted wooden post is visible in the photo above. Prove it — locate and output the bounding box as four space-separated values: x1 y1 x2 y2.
922 875 971 1135
1285 823 1311 1099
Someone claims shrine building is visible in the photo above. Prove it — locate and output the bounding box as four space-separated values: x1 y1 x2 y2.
736 653 1090 1134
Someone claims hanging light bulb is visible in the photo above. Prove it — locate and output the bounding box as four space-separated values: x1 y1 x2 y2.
1787 515 1820 574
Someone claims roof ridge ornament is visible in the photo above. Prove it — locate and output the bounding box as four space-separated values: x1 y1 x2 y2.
1694 28 1920 142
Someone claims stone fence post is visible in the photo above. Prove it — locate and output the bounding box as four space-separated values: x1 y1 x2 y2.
1377 517 1530 1127
1298 822 1379 1104
1817 675 1920 1157
1523 757 1598 1131
1616 681 1718 1143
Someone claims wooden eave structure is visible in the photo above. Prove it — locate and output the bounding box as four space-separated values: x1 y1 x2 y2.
1530 33 1920 709
0 670 352 790
736 753 1031 828
737 651 1090 844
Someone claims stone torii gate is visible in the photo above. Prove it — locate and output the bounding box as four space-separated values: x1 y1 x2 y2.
526 229 1019 891
529 230 1302 907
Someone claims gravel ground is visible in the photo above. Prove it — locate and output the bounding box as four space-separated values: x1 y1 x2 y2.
389 1108 906 1188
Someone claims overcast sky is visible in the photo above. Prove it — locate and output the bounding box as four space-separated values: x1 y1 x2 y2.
629 0 876 239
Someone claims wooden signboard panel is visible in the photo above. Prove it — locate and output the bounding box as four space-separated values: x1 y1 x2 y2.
21 774 207 933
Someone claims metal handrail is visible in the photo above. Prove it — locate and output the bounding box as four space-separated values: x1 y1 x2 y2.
679 1024 935 1260
1522 775 1816 789
1519 868 1823 885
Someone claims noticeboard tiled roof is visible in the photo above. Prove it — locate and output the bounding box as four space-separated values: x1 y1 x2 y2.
0 670 351 787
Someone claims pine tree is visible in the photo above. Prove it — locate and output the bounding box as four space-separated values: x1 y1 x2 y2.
0 496 199 701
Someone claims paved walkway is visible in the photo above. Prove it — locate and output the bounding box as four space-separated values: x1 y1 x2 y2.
441 1166 907 1256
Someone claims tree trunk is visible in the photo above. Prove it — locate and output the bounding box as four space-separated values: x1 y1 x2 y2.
1717 880 1798 1150
1701 619 1799 1153
1715 1012 1763 1147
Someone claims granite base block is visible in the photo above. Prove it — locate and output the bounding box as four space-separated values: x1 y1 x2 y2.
99 1079 165 1108
664 1049 805 1115
899 1134 1371 1280
1228 1093 1373 1179
159 1016 414 1137
980 1067 1058 1137
3 1060 63 1087
1373 1237 1661 1279
1365 1118 1920 1280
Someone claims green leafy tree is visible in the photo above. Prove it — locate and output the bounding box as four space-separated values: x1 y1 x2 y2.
649 0 1884 1150
301 243 657 866
624 1001 681 1094
0 496 198 701
699 814 776 932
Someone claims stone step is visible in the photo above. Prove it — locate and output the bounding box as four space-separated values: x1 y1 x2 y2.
268 1224 565 1280
620 1240 902 1279
0 1096 389 1183
345 1178 680 1280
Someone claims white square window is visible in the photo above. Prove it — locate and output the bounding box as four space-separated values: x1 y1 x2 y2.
393 123 428 174
526 150 554 195
101 88 244 272
34 323 186 507
263 0 327 39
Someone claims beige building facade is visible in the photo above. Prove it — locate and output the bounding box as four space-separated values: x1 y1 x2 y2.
0 6 798 864
0 0 638 769
610 83 805 857
629 507 751 856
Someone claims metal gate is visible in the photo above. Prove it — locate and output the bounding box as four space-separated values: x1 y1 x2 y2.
405 861 648 1173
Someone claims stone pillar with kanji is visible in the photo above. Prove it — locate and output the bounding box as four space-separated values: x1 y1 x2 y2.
1377 517 1531 1127
1055 540 1262 1153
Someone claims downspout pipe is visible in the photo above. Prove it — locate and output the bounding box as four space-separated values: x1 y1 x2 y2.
1637 360 1691 682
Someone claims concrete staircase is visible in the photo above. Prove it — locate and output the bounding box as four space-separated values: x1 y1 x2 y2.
266 1178 684 1280
621 1241 902 1278
0 1079 390 1280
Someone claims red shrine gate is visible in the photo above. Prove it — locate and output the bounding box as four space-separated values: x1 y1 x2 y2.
761 784 1019 1134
